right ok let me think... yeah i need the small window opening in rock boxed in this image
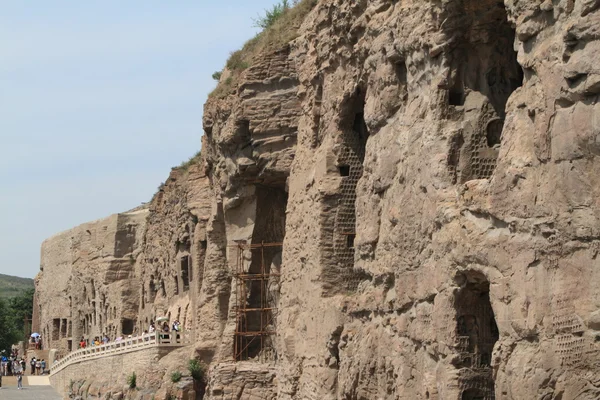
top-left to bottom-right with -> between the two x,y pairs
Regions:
338,165 -> 350,177
395,61 -> 408,83
121,319 -> 134,335
67,340 -> 72,352
174,276 -> 179,295
449,89 -> 465,106
486,119 -> 504,147
346,234 -> 355,248
161,280 -> 166,297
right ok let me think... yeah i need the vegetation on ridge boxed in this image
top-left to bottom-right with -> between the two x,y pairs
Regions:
209,0 -> 318,99
0,273 -> 34,299
176,150 -> 202,171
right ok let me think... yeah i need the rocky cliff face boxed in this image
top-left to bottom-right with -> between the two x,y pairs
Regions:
36,208 -> 148,354
36,0 -> 600,399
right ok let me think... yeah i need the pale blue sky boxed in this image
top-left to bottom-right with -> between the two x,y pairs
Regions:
0,1 -> 279,278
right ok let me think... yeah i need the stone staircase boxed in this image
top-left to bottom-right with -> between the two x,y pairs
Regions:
24,349 -> 51,375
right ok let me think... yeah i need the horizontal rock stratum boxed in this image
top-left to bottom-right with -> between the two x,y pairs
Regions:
35,0 -> 600,399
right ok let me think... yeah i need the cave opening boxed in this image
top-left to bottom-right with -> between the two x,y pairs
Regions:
454,272 -> 499,400
236,186 -> 287,361
121,318 -> 135,335
181,255 -> 190,291
322,87 -> 369,296
449,88 -> 465,106
445,0 -> 523,183
52,319 -> 60,341
462,389 -> 485,400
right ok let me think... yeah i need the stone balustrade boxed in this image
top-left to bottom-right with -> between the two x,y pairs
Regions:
49,331 -> 191,376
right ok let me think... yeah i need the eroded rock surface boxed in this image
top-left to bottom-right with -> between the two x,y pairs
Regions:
35,1 -> 600,399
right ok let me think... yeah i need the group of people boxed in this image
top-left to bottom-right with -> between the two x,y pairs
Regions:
78,335 -> 125,349
0,354 -> 47,389
76,319 -> 183,350
148,319 -> 181,334
0,358 -> 25,389
29,335 -> 43,350
28,356 -> 47,375
0,355 -> 25,377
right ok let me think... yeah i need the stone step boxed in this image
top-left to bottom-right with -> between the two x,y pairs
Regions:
1,376 -> 29,387
27,376 -> 51,386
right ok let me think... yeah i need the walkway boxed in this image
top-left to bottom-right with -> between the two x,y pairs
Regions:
1,376 -> 61,399
50,331 -> 191,376
0,386 -> 62,399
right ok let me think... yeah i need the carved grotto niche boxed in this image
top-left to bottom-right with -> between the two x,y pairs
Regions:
320,87 -> 370,296
454,272 -> 499,400
444,0 -> 523,183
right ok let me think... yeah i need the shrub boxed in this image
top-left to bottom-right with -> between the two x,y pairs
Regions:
170,371 -> 182,383
209,0 -> 317,99
127,372 -> 137,389
176,150 -> 202,171
253,0 -> 291,30
226,50 -> 249,71
211,71 -> 222,81
188,359 -> 206,382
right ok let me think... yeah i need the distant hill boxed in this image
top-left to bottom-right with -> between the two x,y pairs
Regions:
0,273 -> 34,299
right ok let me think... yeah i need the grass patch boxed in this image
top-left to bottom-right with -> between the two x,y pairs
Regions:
175,150 -> 202,172
209,0 -> 317,99
170,371 -> 182,383
188,359 -> 206,382
127,372 -> 137,389
253,0 -> 291,30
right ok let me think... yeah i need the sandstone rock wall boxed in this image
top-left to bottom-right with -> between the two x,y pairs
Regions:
50,346 -> 190,399
36,208 -> 148,355
270,1 -> 600,399
35,0 -> 600,399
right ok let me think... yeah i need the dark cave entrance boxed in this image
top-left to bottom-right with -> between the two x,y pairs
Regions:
454,272 -> 499,400
236,186 -> 287,360
121,318 -> 135,336
445,0 -> 524,183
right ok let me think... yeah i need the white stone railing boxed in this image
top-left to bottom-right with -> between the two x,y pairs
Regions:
49,331 -> 191,376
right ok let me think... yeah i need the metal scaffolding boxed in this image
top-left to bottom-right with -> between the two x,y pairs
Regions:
232,241 -> 282,362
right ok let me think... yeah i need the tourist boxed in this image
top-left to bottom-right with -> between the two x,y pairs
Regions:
30,357 -> 36,374
79,337 -> 86,348
17,370 -> 23,389
20,357 -> 26,373
102,335 -> 109,344
41,359 -> 46,375
149,322 -> 155,333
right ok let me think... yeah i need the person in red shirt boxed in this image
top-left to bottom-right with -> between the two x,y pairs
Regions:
79,337 -> 86,349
